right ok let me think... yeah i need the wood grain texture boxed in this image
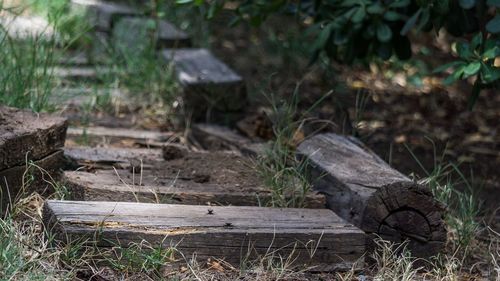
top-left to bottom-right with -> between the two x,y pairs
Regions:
43,200 -> 365,271
66,126 -> 177,147
71,0 -> 140,31
297,133 -> 447,258
191,123 -> 267,157
1,150 -> 65,212
161,49 -> 246,116
64,147 -> 163,169
114,17 -> 191,49
63,169 -> 326,208
0,106 -> 67,170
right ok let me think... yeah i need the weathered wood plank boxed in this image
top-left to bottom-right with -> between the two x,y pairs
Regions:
191,123 -> 267,157
43,200 -> 365,271
63,167 -> 326,208
113,17 -> 190,49
66,126 -> 177,147
1,150 -> 65,212
71,0 -> 140,32
297,133 -> 447,258
51,67 -> 100,83
51,88 -> 127,109
0,106 -> 67,170
161,49 -> 246,122
64,147 -> 163,169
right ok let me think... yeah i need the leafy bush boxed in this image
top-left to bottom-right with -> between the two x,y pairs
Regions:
178,0 -> 500,107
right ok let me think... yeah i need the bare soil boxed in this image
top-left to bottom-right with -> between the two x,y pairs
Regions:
148,151 -> 261,188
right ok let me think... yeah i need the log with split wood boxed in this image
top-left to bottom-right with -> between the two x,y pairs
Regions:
297,133 -> 447,258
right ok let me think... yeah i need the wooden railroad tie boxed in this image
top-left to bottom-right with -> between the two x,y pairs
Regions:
0,106 -> 68,212
113,17 -> 191,49
161,49 -> 247,124
43,200 -> 365,271
62,148 -> 326,208
190,123 -> 268,157
297,133 -> 447,258
71,0 -> 140,32
65,126 -> 177,148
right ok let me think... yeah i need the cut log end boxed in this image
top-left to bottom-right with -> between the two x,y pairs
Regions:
297,133 -> 447,258
362,182 -> 447,257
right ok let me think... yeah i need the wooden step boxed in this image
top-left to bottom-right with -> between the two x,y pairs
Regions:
51,67 -> 104,83
0,106 -> 67,170
297,133 -> 447,258
65,126 -> 177,147
64,146 -> 163,169
63,168 -> 326,208
52,88 -> 127,109
1,150 -> 65,212
161,49 -> 246,122
113,17 -> 191,49
43,200 -> 365,271
62,149 -> 326,208
71,0 -> 140,32
191,123 -> 267,157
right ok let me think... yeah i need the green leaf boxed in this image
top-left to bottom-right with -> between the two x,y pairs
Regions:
176,0 -> 193,4
416,8 -> 430,31
467,80 -> 481,110
367,3 -> 384,14
456,42 -> 473,58
313,22 -> 334,49
486,15 -> 500,33
463,61 -> 481,77
401,8 -> 422,35
459,0 -> 476,9
470,32 -> 483,50
482,46 -> 500,59
433,61 -> 466,73
487,0 -> 500,7
377,23 -> 393,42
389,0 -> 411,8
481,64 -> 500,82
352,7 -> 366,23
384,11 -> 401,21
443,65 -> 465,85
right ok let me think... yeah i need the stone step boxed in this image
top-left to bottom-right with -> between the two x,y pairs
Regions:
43,200 -> 365,271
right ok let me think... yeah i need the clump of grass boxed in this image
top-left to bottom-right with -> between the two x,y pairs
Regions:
102,239 -> 177,279
0,11 -> 58,112
406,139 -> 481,256
255,86 -> 331,208
371,238 -> 422,281
91,16 -> 181,109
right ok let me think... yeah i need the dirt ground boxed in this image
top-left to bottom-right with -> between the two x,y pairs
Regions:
204,13 -> 500,217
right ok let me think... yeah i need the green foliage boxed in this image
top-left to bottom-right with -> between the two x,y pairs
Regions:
104,241 -> 176,278
0,21 -> 57,112
178,0 -> 500,108
256,86 -> 331,208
